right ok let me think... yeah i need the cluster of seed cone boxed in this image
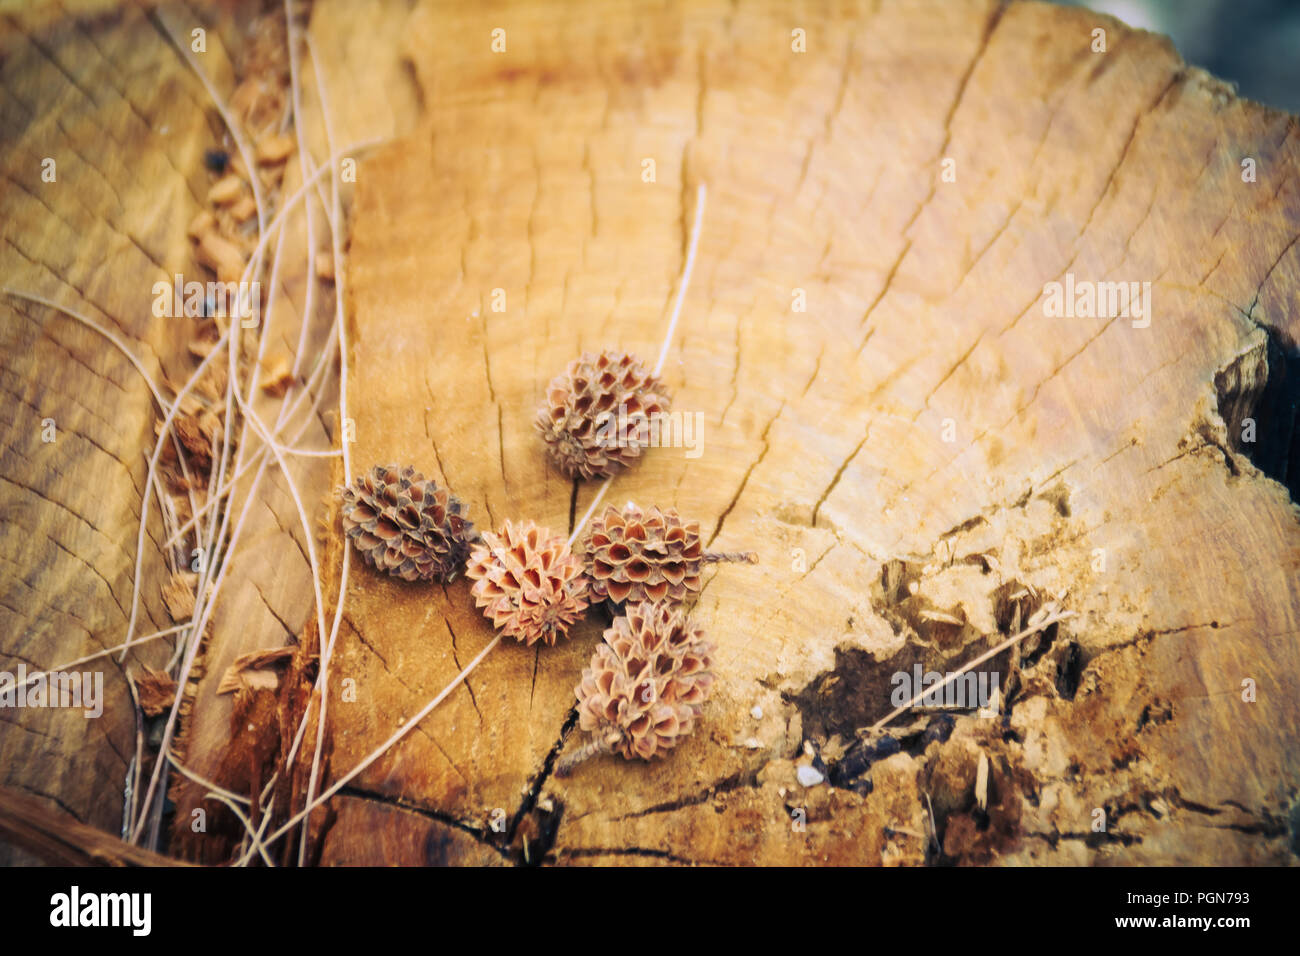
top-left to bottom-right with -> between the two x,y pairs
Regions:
341,350 -> 755,774
340,465 -> 474,583
535,350 -> 671,480
583,503 -> 756,606
558,502 -> 755,771
464,520 -> 589,646
561,602 -> 714,772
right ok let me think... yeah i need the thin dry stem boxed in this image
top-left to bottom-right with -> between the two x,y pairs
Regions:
555,733 -> 619,777
654,183 -> 707,378
869,606 -> 1076,731
265,178 -> 713,857
297,30 -> 352,866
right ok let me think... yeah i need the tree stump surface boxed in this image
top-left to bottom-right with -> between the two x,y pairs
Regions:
2,0 -> 1299,866
323,0 -> 1300,865
0,1 -> 341,861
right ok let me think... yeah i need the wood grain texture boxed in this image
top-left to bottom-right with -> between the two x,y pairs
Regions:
1,0 -> 1298,867
325,0 -> 1300,865
0,1 -> 338,861
0,1 -> 219,862
0,785 -> 188,866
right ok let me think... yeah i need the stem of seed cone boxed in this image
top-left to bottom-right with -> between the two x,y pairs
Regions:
703,550 -> 759,564
555,732 -> 618,777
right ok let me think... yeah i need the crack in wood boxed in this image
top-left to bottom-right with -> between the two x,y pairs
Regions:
707,400 -> 783,547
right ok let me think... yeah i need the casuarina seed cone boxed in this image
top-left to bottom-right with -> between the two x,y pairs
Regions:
341,464 -> 474,582
582,503 -> 758,606
558,602 -> 714,774
464,519 -> 590,646
535,350 -> 671,479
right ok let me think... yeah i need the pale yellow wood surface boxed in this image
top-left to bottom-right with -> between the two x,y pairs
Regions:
322,0 -> 1300,864
2,0 -> 1299,866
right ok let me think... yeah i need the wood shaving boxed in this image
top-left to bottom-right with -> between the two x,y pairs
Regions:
918,608 -> 965,626
230,195 -> 258,224
255,132 -> 295,164
194,361 -> 227,403
135,665 -> 179,718
187,209 -> 215,239
161,571 -> 198,621
259,355 -> 294,397
217,647 -> 296,696
315,251 -> 335,282
187,337 -> 216,360
207,175 -> 244,206
196,231 -> 246,283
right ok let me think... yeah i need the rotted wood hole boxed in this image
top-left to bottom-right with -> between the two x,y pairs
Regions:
1,0 -> 1298,868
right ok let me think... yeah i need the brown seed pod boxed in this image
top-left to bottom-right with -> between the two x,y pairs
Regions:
464,519 -> 590,646
341,464 -> 474,582
582,503 -> 757,607
558,602 -> 714,774
535,350 -> 672,479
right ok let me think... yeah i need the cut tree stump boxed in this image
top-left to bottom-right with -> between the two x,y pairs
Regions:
318,0 -> 1300,865
0,785 -> 188,866
2,0 -> 1299,866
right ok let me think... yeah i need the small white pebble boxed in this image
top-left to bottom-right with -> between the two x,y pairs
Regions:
796,765 -> 825,787
751,705 -> 763,720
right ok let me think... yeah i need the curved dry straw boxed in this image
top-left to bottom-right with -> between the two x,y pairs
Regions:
869,602 -> 1075,731
247,182 -> 710,859
14,3 -> 717,862
119,8 -> 386,849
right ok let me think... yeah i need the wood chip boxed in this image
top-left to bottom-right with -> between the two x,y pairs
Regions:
194,361 -> 227,402
217,647 -> 296,696
229,195 -> 257,223
196,231 -> 246,283
161,571 -> 198,621
260,355 -> 294,397
173,413 -> 212,467
256,132 -> 295,164
198,409 -> 222,442
155,460 -> 188,495
918,608 -> 965,626
206,174 -> 244,206
315,251 -> 335,282
186,209 -> 215,239
229,78 -> 261,119
819,734 -> 849,762
978,683 -> 1001,719
134,665 -> 179,718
